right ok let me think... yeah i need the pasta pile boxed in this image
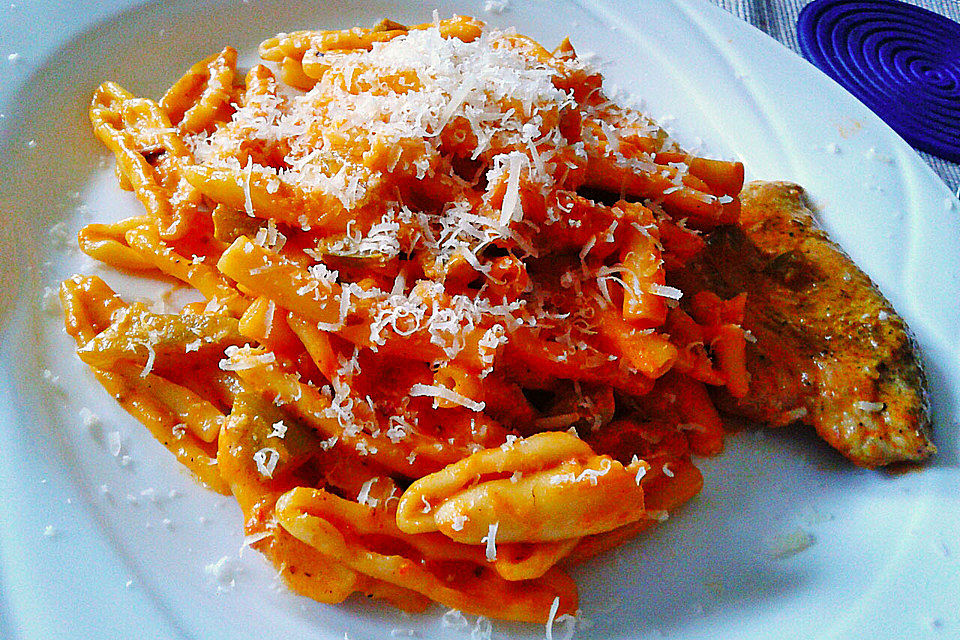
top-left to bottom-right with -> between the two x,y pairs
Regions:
62,16 -> 749,623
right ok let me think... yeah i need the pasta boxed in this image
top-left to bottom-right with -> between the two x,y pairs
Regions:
62,16 -> 754,624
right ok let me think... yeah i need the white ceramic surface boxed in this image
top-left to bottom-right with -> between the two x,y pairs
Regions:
1,1 -> 958,639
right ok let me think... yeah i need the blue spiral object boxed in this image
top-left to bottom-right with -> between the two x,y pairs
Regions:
798,0 -> 960,162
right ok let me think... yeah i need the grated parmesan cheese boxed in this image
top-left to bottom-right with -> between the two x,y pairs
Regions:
545,597 -> 561,640
385,415 -> 411,443
481,522 -> 499,561
633,461 -> 647,485
219,345 -> 277,371
268,420 -> 288,438
253,447 -> 280,478
499,151 -> 525,227
470,616 -> 492,640
357,478 -> 379,507
451,514 -> 468,531
204,555 -> 240,592
441,609 -> 470,630
648,283 -> 683,300
241,530 -> 273,556
410,383 -> 485,412
575,458 -> 612,485
140,345 -> 156,378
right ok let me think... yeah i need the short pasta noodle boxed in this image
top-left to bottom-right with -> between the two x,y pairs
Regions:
62,16 -> 756,625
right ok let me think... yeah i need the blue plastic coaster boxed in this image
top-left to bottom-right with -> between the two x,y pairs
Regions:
798,0 -> 960,162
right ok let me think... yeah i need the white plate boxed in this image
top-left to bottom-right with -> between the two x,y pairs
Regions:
1,1 -> 959,639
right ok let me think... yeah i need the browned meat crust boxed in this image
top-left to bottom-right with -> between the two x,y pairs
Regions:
672,181 -> 934,468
